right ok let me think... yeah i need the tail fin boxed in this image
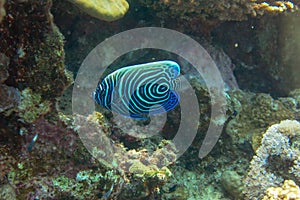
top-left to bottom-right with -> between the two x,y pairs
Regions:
170,75 -> 191,92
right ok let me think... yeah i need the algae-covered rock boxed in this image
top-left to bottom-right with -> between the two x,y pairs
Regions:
67,0 -> 129,21
221,170 -> 244,199
0,184 -> 16,200
32,24 -> 72,97
289,89 -> 300,104
226,90 -> 294,150
0,0 -> 72,100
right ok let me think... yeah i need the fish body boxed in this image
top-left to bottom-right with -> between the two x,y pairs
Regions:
93,60 -> 181,119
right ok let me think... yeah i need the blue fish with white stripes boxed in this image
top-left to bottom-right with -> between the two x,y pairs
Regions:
93,60 -> 182,120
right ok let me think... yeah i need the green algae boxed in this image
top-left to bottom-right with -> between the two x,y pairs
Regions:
53,169 -> 119,199
17,88 -> 51,123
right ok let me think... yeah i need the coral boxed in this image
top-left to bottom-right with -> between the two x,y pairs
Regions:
226,91 -> 294,150
53,169 -> 121,199
1,110 -> 176,199
72,112 -> 178,199
75,112 -> 178,171
252,2 -> 296,16
243,120 -> 300,200
120,163 -> 172,199
161,165 -> 226,200
128,160 -> 172,181
0,0 -> 5,23
5,1 -> 300,199
118,141 -> 177,174
66,0 -> 129,21
137,0 -> 297,34
263,179 -> 300,200
263,180 -> 300,200
161,128 -> 252,199
17,88 -> 51,123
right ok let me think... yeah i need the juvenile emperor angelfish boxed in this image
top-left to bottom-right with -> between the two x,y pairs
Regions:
92,60 -> 182,120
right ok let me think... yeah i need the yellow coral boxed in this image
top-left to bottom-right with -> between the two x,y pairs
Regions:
252,1 -> 296,17
263,180 -> 300,200
67,0 -> 129,21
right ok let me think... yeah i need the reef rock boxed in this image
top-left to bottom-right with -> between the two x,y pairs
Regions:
203,42 -> 239,90
0,84 -> 20,112
0,54 -> 19,112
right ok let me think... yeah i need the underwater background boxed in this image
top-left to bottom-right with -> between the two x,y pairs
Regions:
0,0 -> 300,199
